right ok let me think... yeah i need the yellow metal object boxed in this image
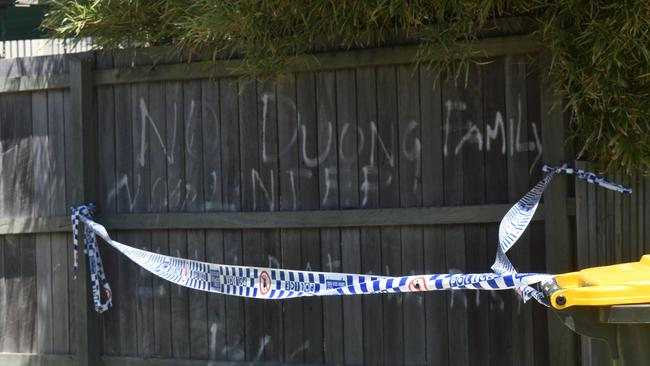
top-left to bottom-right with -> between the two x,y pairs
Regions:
550,255 -> 650,310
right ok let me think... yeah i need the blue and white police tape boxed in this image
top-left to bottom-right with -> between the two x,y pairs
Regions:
71,204 -> 112,313
71,165 -> 631,313
73,212 -> 552,304
542,164 -> 632,194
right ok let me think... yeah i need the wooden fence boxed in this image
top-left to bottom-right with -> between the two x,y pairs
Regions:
574,162 -> 649,366
0,34 -> 586,366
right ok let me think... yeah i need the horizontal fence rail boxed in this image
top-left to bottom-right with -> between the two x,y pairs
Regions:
0,34 -> 541,93
0,201 -> 576,235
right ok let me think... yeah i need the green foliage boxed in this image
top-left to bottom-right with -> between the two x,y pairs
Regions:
42,0 -> 650,174
536,1 -> 650,173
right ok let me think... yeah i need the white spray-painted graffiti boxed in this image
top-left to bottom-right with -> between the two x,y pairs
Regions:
106,92 -> 542,212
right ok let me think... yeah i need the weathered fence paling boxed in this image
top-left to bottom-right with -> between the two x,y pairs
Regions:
0,34 -> 617,366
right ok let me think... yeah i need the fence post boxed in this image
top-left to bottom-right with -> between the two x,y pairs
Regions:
539,50 -> 578,365
68,53 -> 100,366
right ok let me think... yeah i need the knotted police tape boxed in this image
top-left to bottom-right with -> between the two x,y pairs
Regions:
71,164 -> 631,313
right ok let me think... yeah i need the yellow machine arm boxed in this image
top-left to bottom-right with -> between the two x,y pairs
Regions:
544,255 -> 650,310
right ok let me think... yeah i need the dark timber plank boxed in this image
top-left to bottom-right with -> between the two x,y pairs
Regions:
257,80 -> 283,362
461,62 -> 489,366
276,74 -> 305,363
95,51 -> 120,356
626,173 -> 636,261
0,94 -> 10,217
68,55 -> 100,364
19,234 -> 37,353
239,80 -> 265,362
220,77 -> 245,362
0,237 -> 4,350
336,68 -> 363,364
442,65 -> 469,366
540,49 -> 578,366
166,79 -> 191,359
187,229 -> 208,359
397,64 -> 426,365
636,174 -> 644,259
113,52 -> 138,358
645,177 -> 650,259
184,79 -> 209,360
149,78 -> 172,358
505,55 -> 534,366
376,65 -> 404,365
202,78 -> 227,361
0,93 -> 17,217
130,57 -> 155,358
525,60 -> 550,366
419,65 -> 449,366
13,85 -> 34,217
295,71 -> 323,364
614,171 -> 623,262
482,57 -> 512,366
316,70 -> 343,364
205,229 -> 226,361
3,235 -> 21,352
34,236 -> 53,355
50,230 -> 70,354
574,161 -> 593,363
33,87 -> 53,354
357,66 -> 383,365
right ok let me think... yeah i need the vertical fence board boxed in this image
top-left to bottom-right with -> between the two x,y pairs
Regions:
481,56 -> 511,366
397,64 -> 426,365
258,80 -> 283,363
420,65 -> 449,366
19,234 -> 37,353
525,59 -> 550,366
276,74 -> 305,364
295,71 -> 324,364
376,65 -> 404,365
131,69 -> 154,358
462,63 -> 489,366
202,78 -> 227,361
96,52 -> 121,356
505,55 -> 534,366
113,53 -> 138,357
540,49 -> 578,366
317,70 -> 344,364
442,68 -> 469,366
166,79 -> 191,359
0,237 -> 4,350
644,179 -> 650,255
185,80 -> 209,360
357,66 -> 384,365
149,79 -> 172,358
239,80 -> 265,362
336,68 -> 363,365
2,235 -> 20,351
51,234 -> 70,354
33,88 -> 53,354
68,55 -> 100,365
220,77 -> 245,361
636,174 -> 644,259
